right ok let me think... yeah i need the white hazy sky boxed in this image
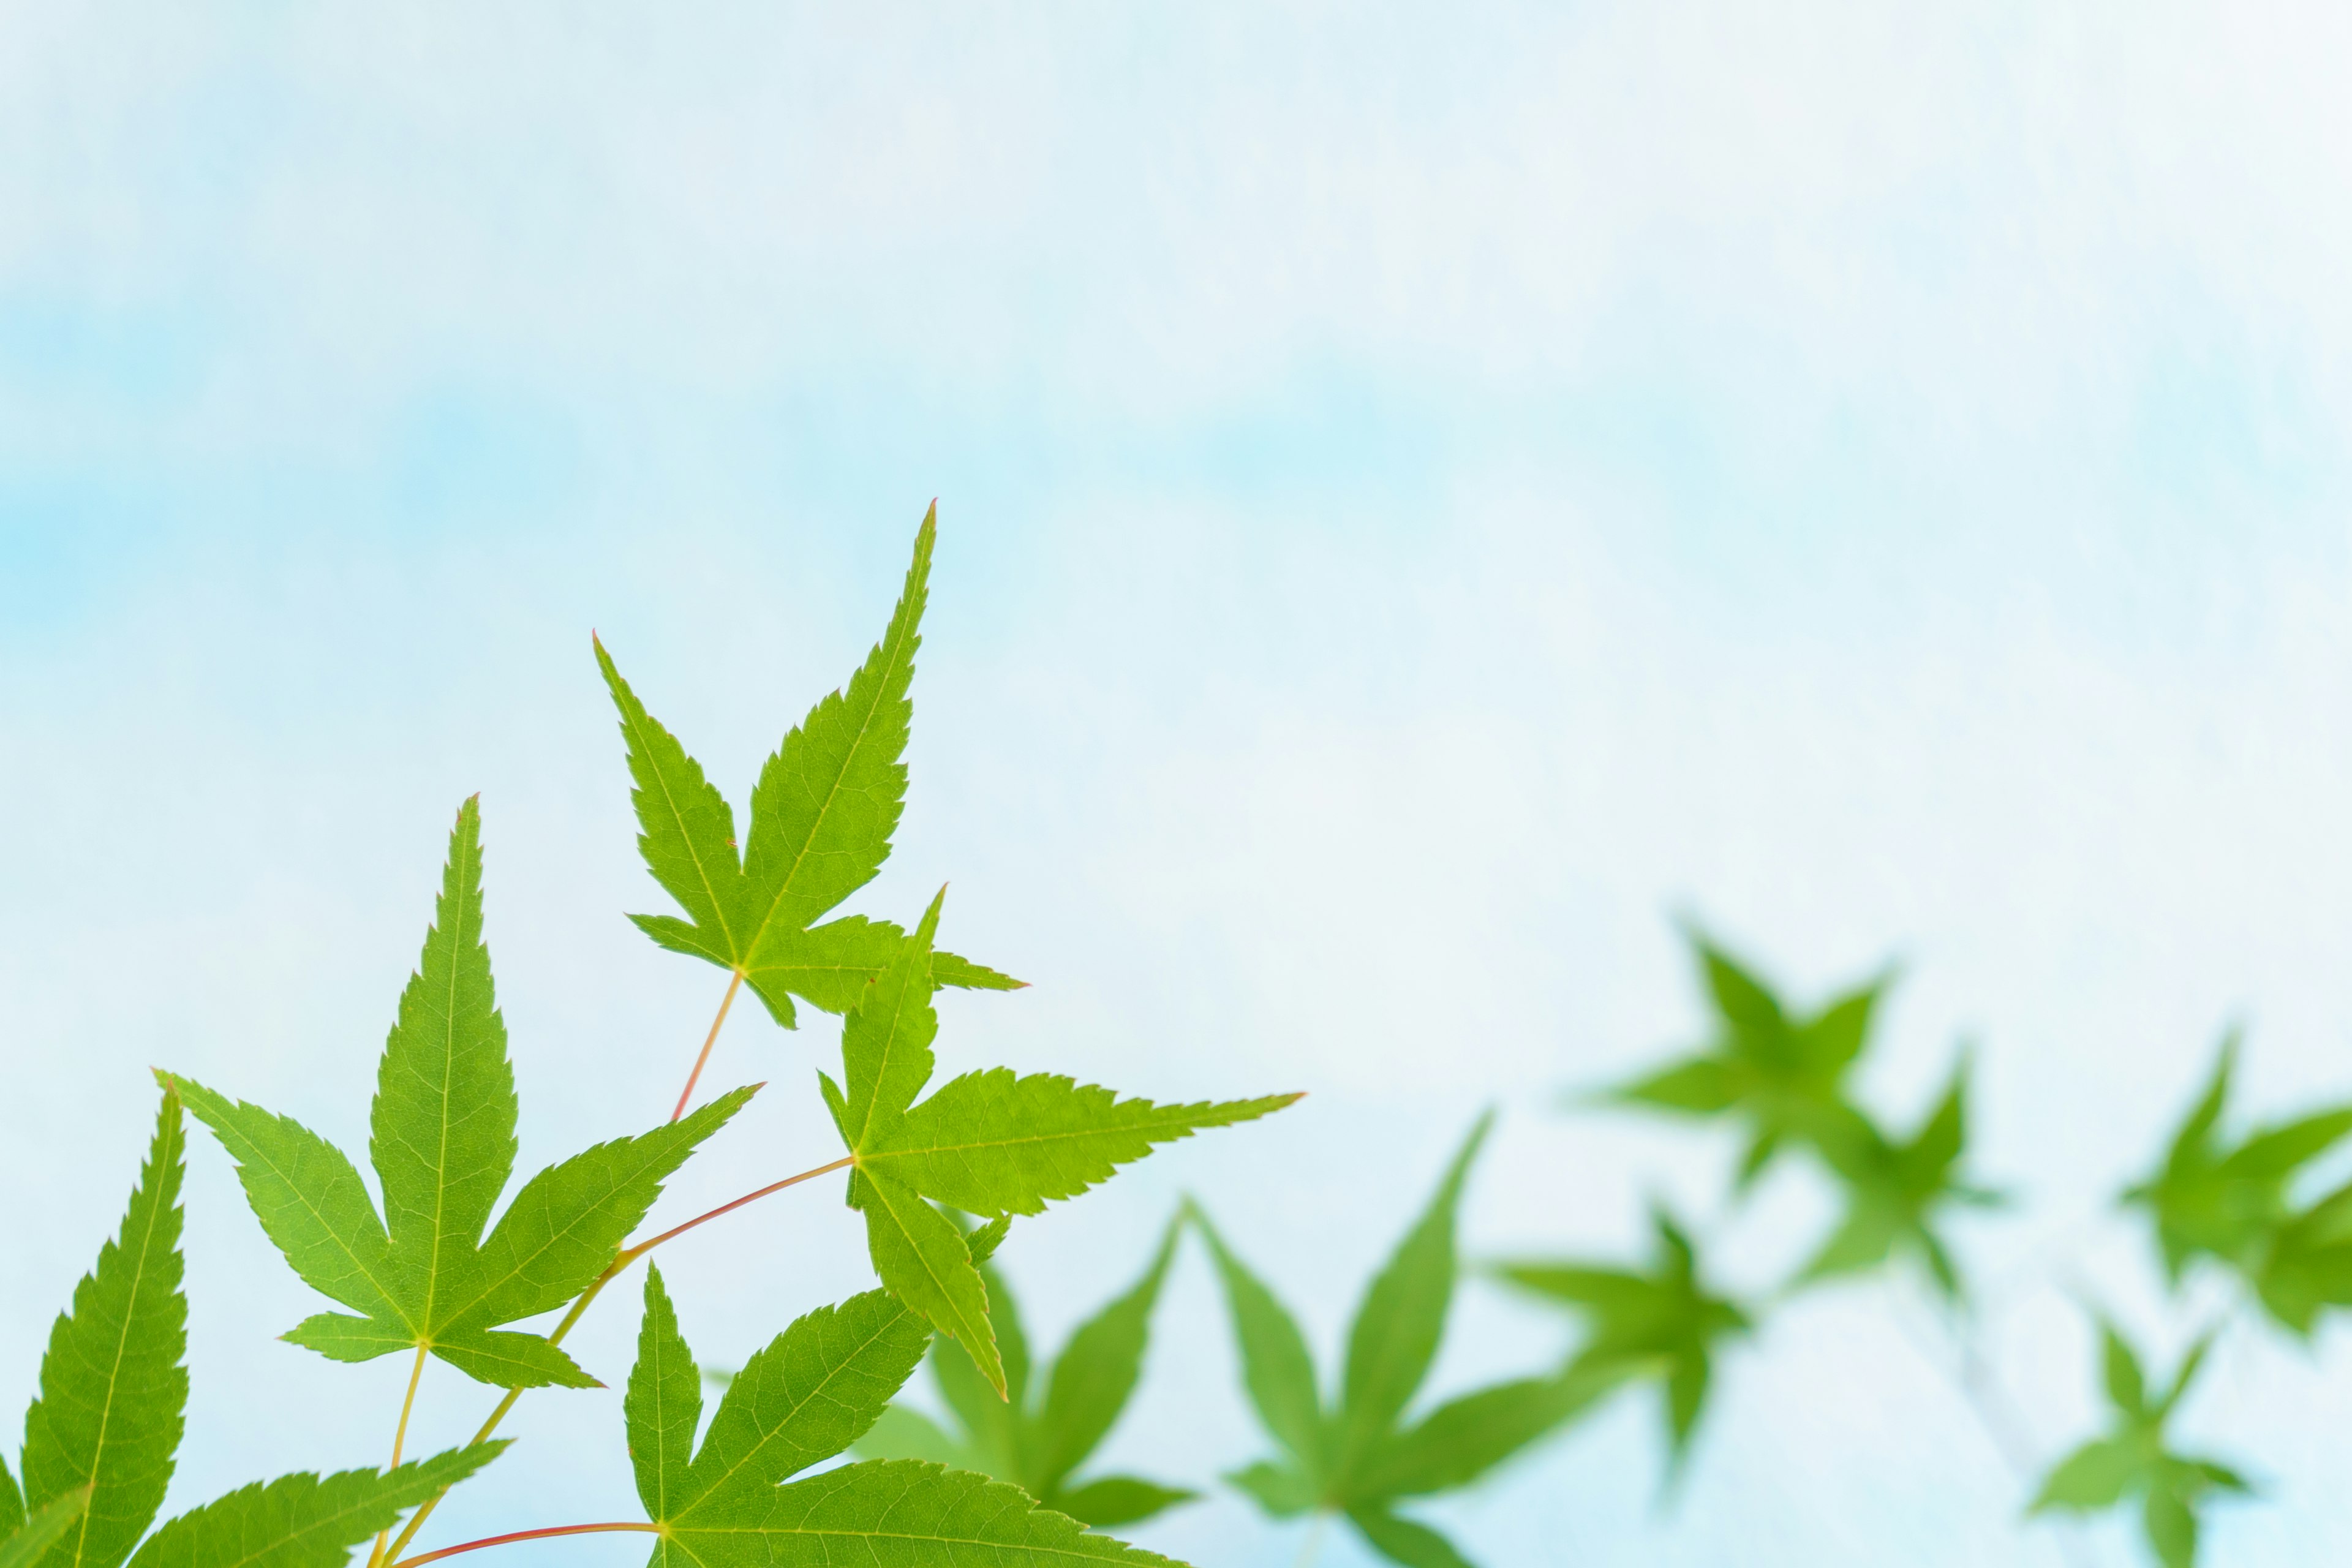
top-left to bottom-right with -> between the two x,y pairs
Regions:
8,5 -> 2352,1566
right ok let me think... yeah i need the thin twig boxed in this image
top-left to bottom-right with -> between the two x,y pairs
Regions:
391,1522 -> 662,1568
1293,1512 -> 1330,1568
617,1156 -> 856,1263
671,972 -> 744,1122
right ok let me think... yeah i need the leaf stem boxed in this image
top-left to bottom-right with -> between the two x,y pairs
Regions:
391,1522 -> 662,1568
377,1154 -> 858,1565
1294,1512 -> 1329,1568
616,1155 -> 856,1263
367,1344 -> 429,1568
671,971 -> 744,1122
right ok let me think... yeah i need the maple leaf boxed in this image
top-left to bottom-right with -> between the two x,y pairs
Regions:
594,507 -> 1020,1033
1493,1205 -> 1751,1472
2029,1321 -> 2253,1568
1608,929 -> 1888,1189
0,1493 -> 88,1568
2122,1030 -> 2352,1334
1197,1117 -> 1612,1568
854,1213 -> 1198,1529
620,1264 -> 1175,1567
820,891 -> 1298,1396
1,1086 -> 505,1568
1796,1052 -> 2002,1300
11,1085 -> 185,1568
121,1449 -> 502,1568
167,799 -> 752,1389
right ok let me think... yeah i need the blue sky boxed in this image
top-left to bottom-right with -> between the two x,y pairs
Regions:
8,4 -> 2352,1565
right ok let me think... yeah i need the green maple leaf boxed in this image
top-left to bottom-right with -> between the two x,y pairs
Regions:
0,1494 -> 89,1568
2029,1321 -> 2253,1568
1796,1052 -> 2002,1300
1494,1205 -> 1751,1472
820,891 -> 1298,1396
2122,1030 -> 2352,1333
122,1447 -> 503,1568
12,1088 -> 186,1568
594,507 -> 1020,1032
167,799 -> 752,1389
1196,1117 -> 1611,1568
854,1212 -> 1198,1529
1,1085 -> 506,1568
1609,930 -> 1888,1189
620,1264 -> 1175,1567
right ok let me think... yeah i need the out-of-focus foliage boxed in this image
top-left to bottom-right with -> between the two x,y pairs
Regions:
1607,933 -> 1887,1188
1798,1054 -> 2003,1299
1493,1207 -> 1749,1467
2124,1033 -> 2352,1335
2030,1322 -> 2251,1568
1200,1116 -> 1613,1568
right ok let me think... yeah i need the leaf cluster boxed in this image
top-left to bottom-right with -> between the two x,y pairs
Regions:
28,508 -> 2351,1568
83,509 -> 1301,1568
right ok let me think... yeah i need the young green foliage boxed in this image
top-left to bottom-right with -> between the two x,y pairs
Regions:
820,892 -> 1298,1397
2,1088 -> 504,1568
1607,930 -> 1888,1188
593,509 -> 1020,1032
855,1213 -> 1197,1528
1199,1117 -> 1611,1568
2030,1322 -> 2252,1568
1797,1053 -> 2001,1300
14,1090 -> 187,1568
167,800 -> 752,1389
124,1448 -> 503,1568
620,1264 -> 1173,1567
2123,1031 -> 2352,1334
1,1494 -> 89,1568
1493,1207 -> 1751,1471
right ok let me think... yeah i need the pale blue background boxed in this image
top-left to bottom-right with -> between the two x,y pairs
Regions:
8,4 -> 2352,1565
